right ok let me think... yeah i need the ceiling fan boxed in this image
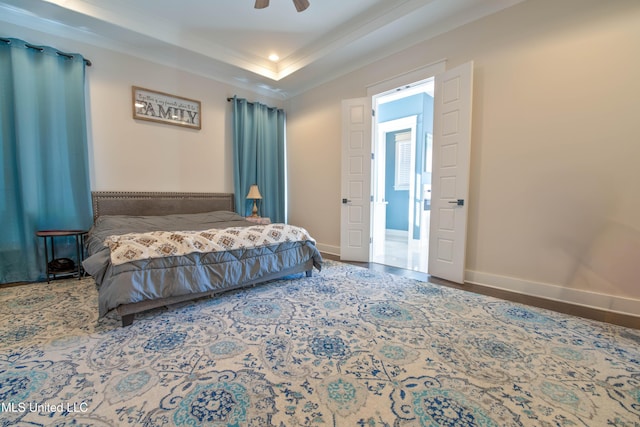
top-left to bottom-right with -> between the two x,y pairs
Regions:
255,0 -> 310,12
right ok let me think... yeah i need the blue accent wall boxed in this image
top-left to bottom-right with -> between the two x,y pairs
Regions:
378,93 -> 434,237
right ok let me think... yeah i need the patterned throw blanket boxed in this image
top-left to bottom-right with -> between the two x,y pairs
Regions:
104,224 -> 315,266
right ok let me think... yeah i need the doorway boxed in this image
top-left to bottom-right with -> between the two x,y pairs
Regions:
371,79 -> 434,273
341,60 -> 472,283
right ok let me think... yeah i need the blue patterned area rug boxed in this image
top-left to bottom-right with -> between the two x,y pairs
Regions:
1,260 -> 639,426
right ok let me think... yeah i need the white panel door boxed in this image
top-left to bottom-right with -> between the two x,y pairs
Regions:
428,61 -> 473,284
341,98 -> 372,262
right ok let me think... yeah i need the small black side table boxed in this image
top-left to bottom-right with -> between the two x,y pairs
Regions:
36,230 -> 88,283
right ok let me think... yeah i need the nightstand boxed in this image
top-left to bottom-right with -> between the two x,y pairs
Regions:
245,216 -> 271,225
36,230 -> 88,283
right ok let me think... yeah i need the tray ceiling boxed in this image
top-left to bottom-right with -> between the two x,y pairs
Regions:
0,0 -> 524,98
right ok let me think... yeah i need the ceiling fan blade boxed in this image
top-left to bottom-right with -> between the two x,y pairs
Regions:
293,0 -> 310,12
255,0 -> 269,9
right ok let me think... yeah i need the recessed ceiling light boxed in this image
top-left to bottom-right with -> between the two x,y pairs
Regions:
268,54 -> 280,62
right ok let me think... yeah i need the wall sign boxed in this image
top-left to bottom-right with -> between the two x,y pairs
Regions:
132,86 -> 201,130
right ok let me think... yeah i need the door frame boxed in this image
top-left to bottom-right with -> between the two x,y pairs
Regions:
366,61 -> 447,263
341,60 -> 451,263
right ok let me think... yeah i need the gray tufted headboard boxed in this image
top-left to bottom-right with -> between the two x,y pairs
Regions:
91,191 -> 235,223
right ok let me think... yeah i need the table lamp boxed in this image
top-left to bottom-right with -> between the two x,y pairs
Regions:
246,184 -> 262,217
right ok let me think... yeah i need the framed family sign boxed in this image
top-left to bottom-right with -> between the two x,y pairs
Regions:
132,86 -> 201,130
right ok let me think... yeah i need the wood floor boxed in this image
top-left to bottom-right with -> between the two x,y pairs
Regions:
322,253 -> 639,330
3,255 -> 637,330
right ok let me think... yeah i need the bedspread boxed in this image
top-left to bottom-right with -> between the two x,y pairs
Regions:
105,224 -> 315,265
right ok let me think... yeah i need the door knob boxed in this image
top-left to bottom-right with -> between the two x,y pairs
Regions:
448,199 -> 464,206
342,198 -> 351,204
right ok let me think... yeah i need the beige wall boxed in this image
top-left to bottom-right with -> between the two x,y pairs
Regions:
2,21 -> 283,194
87,52 -> 231,193
286,0 -> 640,312
84,47 -> 284,193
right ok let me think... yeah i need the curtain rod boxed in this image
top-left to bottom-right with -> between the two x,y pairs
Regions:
227,97 -> 254,105
0,37 -> 92,66
227,97 -> 282,111
227,97 -> 259,106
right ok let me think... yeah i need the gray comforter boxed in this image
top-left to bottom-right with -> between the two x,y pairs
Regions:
83,211 -> 322,317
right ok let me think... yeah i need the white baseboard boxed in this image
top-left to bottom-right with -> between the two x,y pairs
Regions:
313,245 -> 639,319
316,242 -> 339,257
466,270 -> 640,319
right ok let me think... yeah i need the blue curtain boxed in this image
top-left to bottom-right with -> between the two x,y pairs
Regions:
231,96 -> 286,223
0,38 -> 92,283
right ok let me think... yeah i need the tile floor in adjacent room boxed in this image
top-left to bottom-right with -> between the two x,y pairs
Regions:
374,229 -> 429,274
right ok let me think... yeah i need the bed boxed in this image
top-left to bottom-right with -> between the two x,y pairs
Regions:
82,191 -> 323,326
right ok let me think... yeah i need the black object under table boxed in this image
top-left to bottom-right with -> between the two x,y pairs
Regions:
36,230 -> 88,283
